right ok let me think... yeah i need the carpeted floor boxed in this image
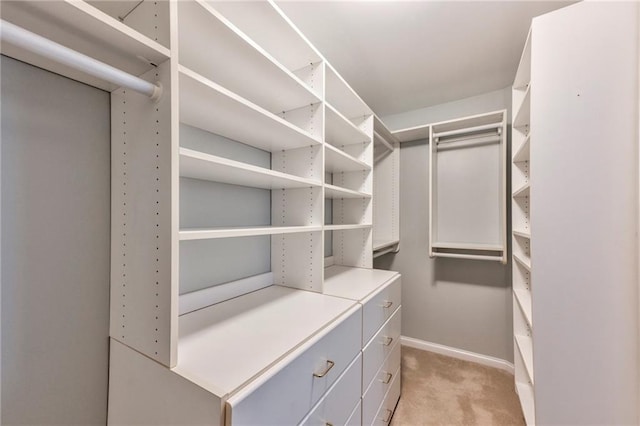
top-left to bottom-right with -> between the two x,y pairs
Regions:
390,346 -> 525,426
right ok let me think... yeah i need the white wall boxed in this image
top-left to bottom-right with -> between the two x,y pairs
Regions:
1,56 -> 111,424
375,87 -> 515,362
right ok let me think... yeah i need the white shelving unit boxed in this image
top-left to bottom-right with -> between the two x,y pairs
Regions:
0,1 -> 403,424
511,27 -> 534,426
373,116 -> 400,258
429,111 -> 508,263
511,4 -> 639,424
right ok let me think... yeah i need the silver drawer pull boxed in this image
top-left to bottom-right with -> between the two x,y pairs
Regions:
381,409 -> 393,423
313,360 -> 335,378
383,336 -> 393,346
382,300 -> 393,308
381,372 -> 393,384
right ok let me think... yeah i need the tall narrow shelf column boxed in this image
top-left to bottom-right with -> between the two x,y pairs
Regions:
511,27 -> 534,425
512,3 -> 639,424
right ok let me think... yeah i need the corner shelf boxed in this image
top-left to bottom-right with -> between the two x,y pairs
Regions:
179,66 -> 321,152
180,148 -> 321,190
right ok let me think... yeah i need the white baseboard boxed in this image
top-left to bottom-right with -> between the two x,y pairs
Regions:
401,336 -> 515,374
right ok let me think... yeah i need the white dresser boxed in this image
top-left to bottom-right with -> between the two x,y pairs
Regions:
109,268 -> 401,425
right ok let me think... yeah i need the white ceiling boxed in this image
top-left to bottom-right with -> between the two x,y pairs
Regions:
277,1 -> 574,117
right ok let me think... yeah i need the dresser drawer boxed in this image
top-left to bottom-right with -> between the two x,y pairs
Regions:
226,306 -> 362,426
345,400 -> 361,426
300,354 -> 362,426
362,275 -> 401,346
362,341 -> 400,425
370,366 -> 401,426
362,307 -> 401,389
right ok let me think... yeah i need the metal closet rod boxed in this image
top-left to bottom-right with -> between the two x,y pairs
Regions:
0,19 -> 162,100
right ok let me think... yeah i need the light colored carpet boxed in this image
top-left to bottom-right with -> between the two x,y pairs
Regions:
390,346 -> 525,426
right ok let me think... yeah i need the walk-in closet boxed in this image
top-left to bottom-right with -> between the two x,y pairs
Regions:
1,1 -> 639,425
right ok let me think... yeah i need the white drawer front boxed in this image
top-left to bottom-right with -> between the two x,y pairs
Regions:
362,341 -> 400,425
346,400 -> 362,426
369,364 -> 401,426
362,307 -> 401,390
362,276 -> 401,346
227,307 -> 362,426
300,354 -> 362,426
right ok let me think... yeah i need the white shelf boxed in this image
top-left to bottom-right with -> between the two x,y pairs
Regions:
325,103 -> 370,147
323,265 -> 399,302
324,184 -> 372,199
513,134 -> 531,163
177,0 -> 319,114
392,124 -> 430,143
179,66 -> 321,152
373,131 -> 394,152
513,230 -> 531,239
175,285 -> 358,396
324,224 -> 372,232
1,0 -> 170,92
513,86 -> 531,129
373,116 -> 398,147
513,29 -> 532,90
325,64 -> 372,119
515,382 -> 536,426
179,225 -> 322,241
325,144 -> 371,173
514,289 -> 533,328
513,254 -> 532,271
180,148 -> 321,190
513,183 -> 530,198
207,1 -> 322,72
432,242 -> 503,251
515,335 -> 534,385
373,239 -> 400,252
